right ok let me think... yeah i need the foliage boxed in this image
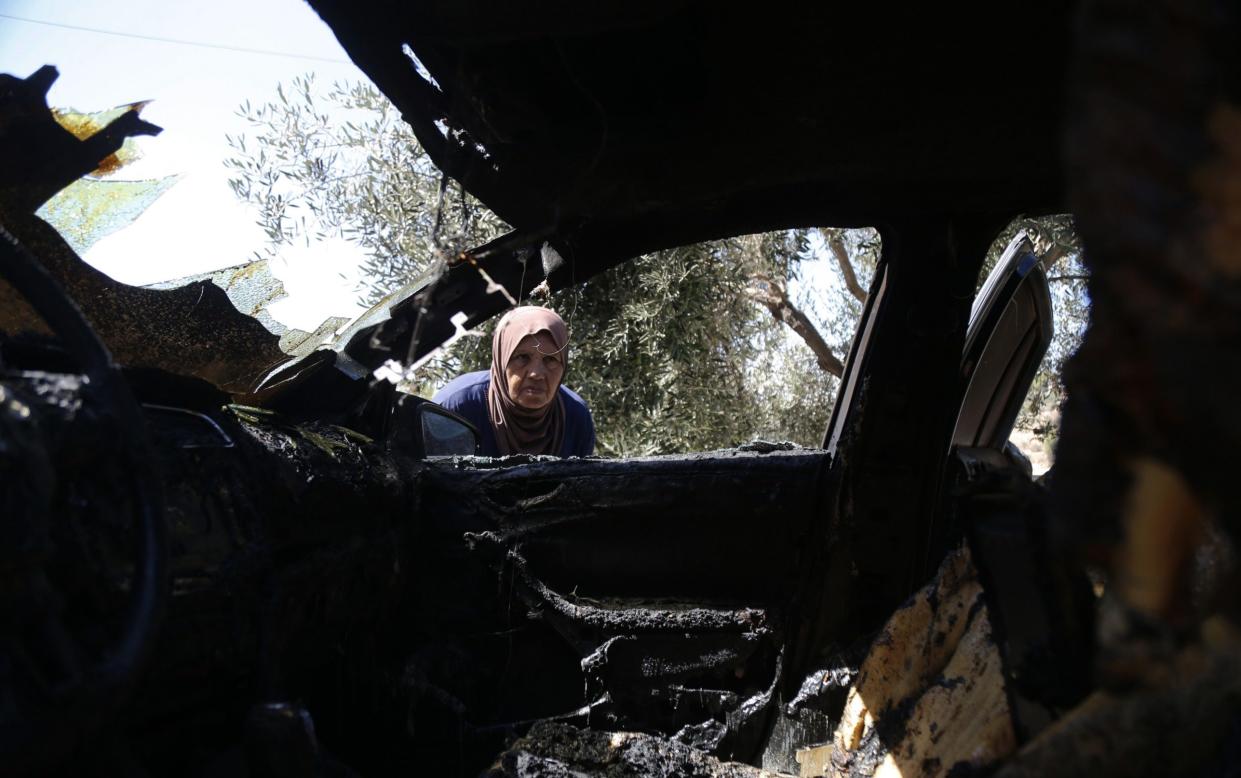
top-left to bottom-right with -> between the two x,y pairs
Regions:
747,335 -> 840,447
410,232 -> 838,457
224,77 -> 892,455
549,236 -> 795,456
224,74 -> 507,302
808,227 -> 880,354
744,228 -> 877,446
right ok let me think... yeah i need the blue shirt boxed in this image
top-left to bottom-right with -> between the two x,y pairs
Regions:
432,371 -> 596,457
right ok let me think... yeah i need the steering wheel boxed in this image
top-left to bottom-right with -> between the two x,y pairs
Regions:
0,224 -> 168,772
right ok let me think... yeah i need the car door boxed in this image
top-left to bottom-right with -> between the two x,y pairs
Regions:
953,232 -> 1054,453
399,231 -> 1059,772
927,231 -> 1057,568
936,231 -> 1092,744
409,445 -> 829,767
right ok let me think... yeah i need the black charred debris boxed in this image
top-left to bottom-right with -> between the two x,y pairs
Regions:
5,2 -> 1241,775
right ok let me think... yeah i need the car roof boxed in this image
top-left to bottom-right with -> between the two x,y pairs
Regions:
308,1 -> 1075,261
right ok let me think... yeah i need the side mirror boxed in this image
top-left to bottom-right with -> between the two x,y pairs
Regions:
388,394 -> 480,457
417,403 -> 480,456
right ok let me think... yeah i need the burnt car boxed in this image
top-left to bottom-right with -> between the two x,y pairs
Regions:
3,2 -> 1239,777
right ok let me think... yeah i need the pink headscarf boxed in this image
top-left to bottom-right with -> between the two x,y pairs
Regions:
487,306 -> 569,455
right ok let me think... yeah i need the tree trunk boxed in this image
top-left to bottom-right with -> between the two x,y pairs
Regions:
824,230 -> 867,304
746,276 -> 844,377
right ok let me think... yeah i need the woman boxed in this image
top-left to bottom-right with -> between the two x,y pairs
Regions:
433,306 -> 595,457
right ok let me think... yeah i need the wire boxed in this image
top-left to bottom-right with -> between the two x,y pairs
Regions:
0,12 -> 352,65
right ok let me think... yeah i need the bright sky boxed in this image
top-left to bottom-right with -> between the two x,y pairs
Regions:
0,0 -> 371,329
0,2 -> 843,339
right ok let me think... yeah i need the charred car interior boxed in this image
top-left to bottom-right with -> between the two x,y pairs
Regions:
3,2 -> 1241,777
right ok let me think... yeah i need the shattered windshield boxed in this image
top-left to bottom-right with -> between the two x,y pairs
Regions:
0,0 -> 373,340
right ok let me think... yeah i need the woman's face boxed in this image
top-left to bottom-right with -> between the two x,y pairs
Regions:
504,333 -> 565,410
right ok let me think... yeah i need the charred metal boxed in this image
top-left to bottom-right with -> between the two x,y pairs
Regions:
3,2 -> 1241,777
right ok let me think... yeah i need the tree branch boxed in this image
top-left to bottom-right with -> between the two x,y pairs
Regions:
1029,236 -> 1072,272
825,230 -> 867,303
746,276 -> 845,377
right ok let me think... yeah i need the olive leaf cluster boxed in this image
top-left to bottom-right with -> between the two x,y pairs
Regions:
225,74 -> 507,302
549,239 -> 780,456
